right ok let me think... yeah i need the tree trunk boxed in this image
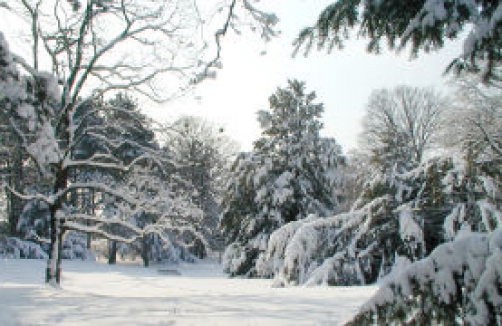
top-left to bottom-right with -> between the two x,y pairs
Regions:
87,189 -> 95,249
56,224 -> 65,283
108,240 -> 117,264
141,234 -> 150,267
86,232 -> 92,250
46,202 -> 59,284
45,167 -> 68,285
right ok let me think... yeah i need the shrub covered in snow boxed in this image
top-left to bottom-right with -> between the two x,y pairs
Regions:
257,196 -> 416,286
257,157 -> 502,286
61,231 -> 93,260
0,236 -> 48,259
347,230 -> 502,325
0,233 -> 93,261
222,221 -> 270,276
255,215 -> 320,279
14,199 -> 93,260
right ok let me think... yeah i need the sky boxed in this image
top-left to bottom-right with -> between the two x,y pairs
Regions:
0,0 -> 462,154
143,0 -> 463,153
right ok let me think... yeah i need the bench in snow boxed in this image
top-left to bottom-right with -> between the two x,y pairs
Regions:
157,268 -> 181,276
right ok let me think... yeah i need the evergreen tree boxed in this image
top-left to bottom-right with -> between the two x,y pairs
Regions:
221,80 -> 345,276
257,155 -> 501,286
347,230 -> 502,325
97,93 -> 157,264
295,0 -> 502,82
0,33 -> 40,237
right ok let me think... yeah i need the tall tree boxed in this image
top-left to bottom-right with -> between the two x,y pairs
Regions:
294,0 -> 502,82
443,76 -> 502,160
163,116 -> 239,256
221,79 -> 345,276
359,85 -> 445,172
97,93 -> 158,264
1,0 -> 277,284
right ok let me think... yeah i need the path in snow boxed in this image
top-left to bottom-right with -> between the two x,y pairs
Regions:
0,258 -> 377,325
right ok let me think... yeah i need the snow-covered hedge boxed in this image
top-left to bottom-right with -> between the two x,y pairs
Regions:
0,236 -> 48,259
62,231 -> 94,260
347,230 -> 502,325
223,231 -> 269,276
0,232 -> 93,260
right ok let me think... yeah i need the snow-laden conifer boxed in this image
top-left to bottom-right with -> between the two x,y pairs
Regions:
295,0 -> 502,82
221,80 -> 345,276
347,229 -> 502,325
258,157 -> 501,286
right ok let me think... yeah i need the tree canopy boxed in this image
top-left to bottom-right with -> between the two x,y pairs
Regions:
221,80 -> 345,276
359,85 -> 445,172
295,0 -> 502,82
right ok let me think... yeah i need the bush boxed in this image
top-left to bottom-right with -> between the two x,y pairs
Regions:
347,230 -> 502,325
0,236 -> 48,259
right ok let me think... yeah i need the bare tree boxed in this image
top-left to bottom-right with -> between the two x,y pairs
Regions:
443,77 -> 502,160
359,85 -> 446,172
0,0 -> 277,284
163,116 -> 239,255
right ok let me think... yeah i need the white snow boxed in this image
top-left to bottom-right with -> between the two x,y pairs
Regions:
0,258 -> 377,326
355,230 -> 502,324
26,120 -> 61,176
398,206 -> 424,255
16,103 -> 37,132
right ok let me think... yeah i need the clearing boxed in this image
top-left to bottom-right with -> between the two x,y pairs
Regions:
0,258 -> 377,325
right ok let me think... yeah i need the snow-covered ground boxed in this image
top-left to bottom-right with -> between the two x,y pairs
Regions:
0,258 -> 377,325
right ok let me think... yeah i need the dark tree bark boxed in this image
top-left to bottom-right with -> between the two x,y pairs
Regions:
45,165 -> 68,284
108,241 -> 117,265
141,234 -> 150,267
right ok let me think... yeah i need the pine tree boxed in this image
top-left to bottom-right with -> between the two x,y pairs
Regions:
295,0 -> 502,82
97,93 -> 157,265
347,230 -> 502,325
257,154 -> 502,287
221,80 -> 345,276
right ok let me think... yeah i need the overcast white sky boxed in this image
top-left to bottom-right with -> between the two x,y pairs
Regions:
144,0 -> 463,153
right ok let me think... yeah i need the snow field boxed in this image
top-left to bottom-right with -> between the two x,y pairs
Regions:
0,259 -> 377,326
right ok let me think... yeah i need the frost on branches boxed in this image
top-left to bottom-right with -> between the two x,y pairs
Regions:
1,0 -> 279,285
220,80 -> 346,276
347,230 -> 502,326
162,116 -> 239,258
0,36 -> 204,283
257,157 -> 501,286
0,32 -> 60,179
